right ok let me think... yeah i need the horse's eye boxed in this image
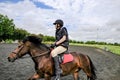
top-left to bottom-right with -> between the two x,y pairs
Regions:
18,45 -> 21,48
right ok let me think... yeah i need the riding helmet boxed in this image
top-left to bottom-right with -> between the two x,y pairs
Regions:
53,19 -> 64,26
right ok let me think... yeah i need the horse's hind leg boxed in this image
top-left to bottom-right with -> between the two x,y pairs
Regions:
44,73 -> 51,80
73,72 -> 80,80
87,76 -> 91,80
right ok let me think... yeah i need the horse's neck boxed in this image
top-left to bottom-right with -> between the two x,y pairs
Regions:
30,44 -> 50,62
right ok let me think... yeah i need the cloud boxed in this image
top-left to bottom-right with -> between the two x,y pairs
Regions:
0,0 -> 120,43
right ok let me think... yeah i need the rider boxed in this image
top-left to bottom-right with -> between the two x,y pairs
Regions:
51,19 -> 69,80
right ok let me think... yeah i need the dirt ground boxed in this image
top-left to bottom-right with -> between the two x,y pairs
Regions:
0,43 -> 120,80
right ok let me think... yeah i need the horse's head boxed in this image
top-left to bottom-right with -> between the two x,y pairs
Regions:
7,41 -> 30,62
8,36 -> 42,62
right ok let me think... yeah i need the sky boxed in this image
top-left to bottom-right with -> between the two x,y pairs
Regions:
0,0 -> 120,43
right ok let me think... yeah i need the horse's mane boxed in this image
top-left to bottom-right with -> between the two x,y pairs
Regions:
22,36 -> 50,50
22,36 -> 42,45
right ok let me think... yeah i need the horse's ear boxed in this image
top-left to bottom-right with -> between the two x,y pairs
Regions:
18,40 -> 23,45
39,38 -> 42,43
26,41 -> 31,47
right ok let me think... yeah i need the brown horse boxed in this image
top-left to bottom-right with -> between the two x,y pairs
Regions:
7,36 -> 97,80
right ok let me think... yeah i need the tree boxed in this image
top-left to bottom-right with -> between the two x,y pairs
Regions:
12,28 -> 30,40
43,35 -> 55,42
38,33 -> 44,39
0,14 -> 15,41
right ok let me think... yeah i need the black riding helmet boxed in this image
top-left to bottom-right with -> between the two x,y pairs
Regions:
53,19 -> 64,27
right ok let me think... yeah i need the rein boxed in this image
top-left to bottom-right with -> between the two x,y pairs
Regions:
31,51 -> 49,58
19,51 -> 50,59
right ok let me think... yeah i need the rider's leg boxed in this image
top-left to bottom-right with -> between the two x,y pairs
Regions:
51,46 -> 67,57
51,46 -> 67,80
53,56 -> 62,80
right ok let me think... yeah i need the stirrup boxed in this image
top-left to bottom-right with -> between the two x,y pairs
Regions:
54,74 -> 60,80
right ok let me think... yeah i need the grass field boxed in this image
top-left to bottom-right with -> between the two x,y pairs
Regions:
44,42 -> 120,55
70,43 -> 120,55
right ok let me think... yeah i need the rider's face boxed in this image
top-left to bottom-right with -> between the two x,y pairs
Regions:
55,24 -> 61,30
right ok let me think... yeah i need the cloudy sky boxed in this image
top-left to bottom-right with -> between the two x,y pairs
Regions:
0,0 -> 120,43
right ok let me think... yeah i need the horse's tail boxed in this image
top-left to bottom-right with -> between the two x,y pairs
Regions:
87,55 -> 97,80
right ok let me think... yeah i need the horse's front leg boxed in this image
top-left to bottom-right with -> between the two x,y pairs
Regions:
44,73 -> 51,80
28,73 -> 40,80
73,72 -> 80,80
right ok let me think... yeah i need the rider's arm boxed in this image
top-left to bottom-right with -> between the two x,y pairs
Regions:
56,35 -> 66,45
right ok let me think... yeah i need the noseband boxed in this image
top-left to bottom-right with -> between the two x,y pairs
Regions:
12,46 -> 50,59
12,45 -> 24,58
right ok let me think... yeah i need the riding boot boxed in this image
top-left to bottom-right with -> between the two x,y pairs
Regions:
53,56 -> 62,80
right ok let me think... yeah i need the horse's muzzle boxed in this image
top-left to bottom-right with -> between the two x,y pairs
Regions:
7,57 -> 15,62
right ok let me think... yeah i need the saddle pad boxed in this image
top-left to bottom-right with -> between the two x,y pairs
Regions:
62,54 -> 74,64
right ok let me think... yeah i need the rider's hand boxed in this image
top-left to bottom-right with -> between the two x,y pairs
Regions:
50,43 -> 56,48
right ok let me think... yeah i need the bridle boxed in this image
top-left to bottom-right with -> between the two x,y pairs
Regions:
12,45 -> 50,59
12,45 -> 24,58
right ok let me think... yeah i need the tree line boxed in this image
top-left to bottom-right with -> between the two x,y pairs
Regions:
0,14 -> 119,46
0,14 -> 30,42
70,40 -> 120,46
0,14 -> 56,43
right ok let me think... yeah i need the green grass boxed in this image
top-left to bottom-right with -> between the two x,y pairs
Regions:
70,43 -> 120,55
44,42 -> 120,55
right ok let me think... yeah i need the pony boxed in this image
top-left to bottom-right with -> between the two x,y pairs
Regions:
8,36 -> 97,80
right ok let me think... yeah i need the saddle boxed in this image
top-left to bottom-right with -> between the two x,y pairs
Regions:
58,51 -> 74,64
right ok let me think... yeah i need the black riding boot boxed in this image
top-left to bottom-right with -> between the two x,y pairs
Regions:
53,56 -> 62,80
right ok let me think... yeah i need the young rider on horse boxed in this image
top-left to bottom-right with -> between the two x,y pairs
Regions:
51,19 -> 69,80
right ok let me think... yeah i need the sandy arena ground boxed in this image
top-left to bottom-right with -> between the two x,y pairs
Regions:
0,43 -> 120,80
